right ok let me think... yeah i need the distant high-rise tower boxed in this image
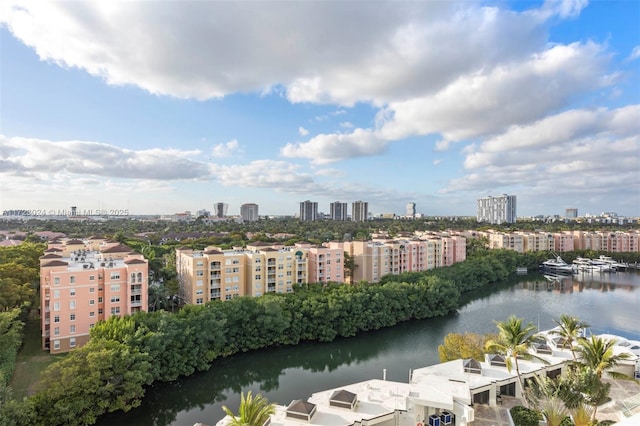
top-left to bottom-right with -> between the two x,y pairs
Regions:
214,202 -> 228,218
330,201 -> 348,221
477,194 -> 516,224
352,201 -> 369,222
70,206 -> 77,216
240,203 -> 259,222
565,208 -> 578,218
299,200 -> 318,221
406,202 -> 416,218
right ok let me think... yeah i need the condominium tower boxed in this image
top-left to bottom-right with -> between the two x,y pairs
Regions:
39,237 -> 148,353
240,203 -> 259,222
352,200 -> 368,222
214,202 -> 229,218
477,194 -> 517,224
299,200 -> 318,221
330,201 -> 348,221
406,202 -> 416,218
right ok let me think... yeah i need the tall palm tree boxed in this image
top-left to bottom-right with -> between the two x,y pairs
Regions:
222,391 -> 275,426
575,335 -> 631,380
485,315 -> 548,404
575,335 -> 631,422
550,314 -> 590,361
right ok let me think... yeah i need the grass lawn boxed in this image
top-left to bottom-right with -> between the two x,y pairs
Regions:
10,316 -> 65,399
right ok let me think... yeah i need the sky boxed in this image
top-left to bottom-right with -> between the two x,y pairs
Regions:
0,0 -> 639,218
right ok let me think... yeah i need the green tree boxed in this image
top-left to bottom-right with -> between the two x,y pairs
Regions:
31,339 -> 153,426
575,335 -> 632,380
550,314 -> 590,361
438,332 -> 492,362
485,315 -> 548,405
222,391 -> 275,426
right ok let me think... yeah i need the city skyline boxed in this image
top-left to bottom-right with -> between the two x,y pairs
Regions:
1,1 -> 638,217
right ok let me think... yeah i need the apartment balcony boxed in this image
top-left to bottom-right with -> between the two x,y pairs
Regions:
211,283 -> 221,290
130,289 -> 142,295
130,301 -> 142,307
267,285 -> 276,292
267,260 -> 276,266
210,272 -> 221,278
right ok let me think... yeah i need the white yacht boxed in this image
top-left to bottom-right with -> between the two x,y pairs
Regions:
541,256 -> 574,274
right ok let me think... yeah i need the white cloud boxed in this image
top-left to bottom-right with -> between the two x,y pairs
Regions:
629,45 -> 640,61
440,105 -> 640,208
1,1 -> 575,104
433,159 -> 442,166
0,135 -> 209,180
281,128 -> 387,164
282,42 -> 612,163
340,122 -> 354,129
211,139 -> 241,158
298,127 -> 309,136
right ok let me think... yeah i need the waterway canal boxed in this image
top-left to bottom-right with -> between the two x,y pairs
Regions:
98,271 -> 640,426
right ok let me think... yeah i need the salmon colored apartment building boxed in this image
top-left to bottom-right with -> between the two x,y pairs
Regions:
39,237 -> 148,353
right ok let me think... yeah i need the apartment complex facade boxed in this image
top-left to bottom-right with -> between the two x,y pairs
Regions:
176,233 -> 468,303
39,237 -> 148,353
176,242 -> 311,304
473,230 -> 640,253
477,194 -> 517,224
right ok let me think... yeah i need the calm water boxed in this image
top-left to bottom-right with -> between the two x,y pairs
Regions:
99,271 -> 640,426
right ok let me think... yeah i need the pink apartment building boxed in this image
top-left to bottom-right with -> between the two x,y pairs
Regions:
40,238 -> 148,353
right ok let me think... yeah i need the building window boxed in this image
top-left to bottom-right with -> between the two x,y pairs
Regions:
130,273 -> 136,282
137,272 -> 143,283
54,327 -> 60,336
54,290 -> 60,298
110,272 -> 120,280
70,276 -> 76,284
110,284 -> 120,292
255,266 -> 261,272
196,289 -> 204,295
70,338 -> 76,348
98,309 -> 103,315
53,302 -> 60,312
89,287 -> 95,293
70,325 -> 76,334
225,295 -> 232,300
111,296 -> 120,303
111,307 -> 121,315
70,288 -> 76,296
90,323 -> 95,329
196,298 -> 204,304
53,340 -> 60,350
89,275 -> 95,281
53,315 -> 60,323
69,300 -> 76,310
255,258 -> 261,263
70,313 -> 75,321
89,311 -> 95,317
255,274 -> 261,280
54,277 -> 60,285
196,279 -> 203,286
98,297 -> 103,303
196,270 -> 204,276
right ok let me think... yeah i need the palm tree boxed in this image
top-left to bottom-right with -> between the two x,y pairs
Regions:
550,314 -> 590,361
222,391 -> 275,426
575,335 -> 631,380
575,336 -> 631,422
485,315 -> 548,405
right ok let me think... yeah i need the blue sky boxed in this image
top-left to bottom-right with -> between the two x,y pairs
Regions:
1,0 -> 638,217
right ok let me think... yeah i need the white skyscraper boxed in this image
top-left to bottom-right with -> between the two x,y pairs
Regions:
406,202 -> 416,218
240,203 -> 259,222
477,194 -> 517,224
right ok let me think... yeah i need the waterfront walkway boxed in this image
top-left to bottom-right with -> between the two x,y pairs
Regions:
470,379 -> 640,425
